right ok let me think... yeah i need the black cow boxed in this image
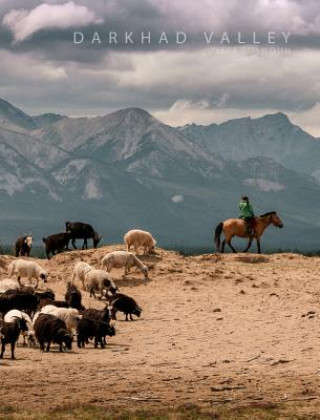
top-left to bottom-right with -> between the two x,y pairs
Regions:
65,221 -> 101,249
42,232 -> 71,259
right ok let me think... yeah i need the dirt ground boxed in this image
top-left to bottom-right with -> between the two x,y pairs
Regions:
1,246 -> 320,415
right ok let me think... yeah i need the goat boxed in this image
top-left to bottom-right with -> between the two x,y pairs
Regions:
108,293 -> 142,321
0,317 -> 28,359
15,235 -> 32,257
65,282 -> 85,311
34,314 -> 73,352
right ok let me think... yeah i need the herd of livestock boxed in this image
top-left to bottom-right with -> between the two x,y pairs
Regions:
0,222 -> 157,360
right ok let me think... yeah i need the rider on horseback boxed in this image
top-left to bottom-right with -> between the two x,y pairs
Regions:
239,196 -> 256,236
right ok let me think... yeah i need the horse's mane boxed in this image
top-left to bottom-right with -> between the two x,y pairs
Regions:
259,211 -> 277,217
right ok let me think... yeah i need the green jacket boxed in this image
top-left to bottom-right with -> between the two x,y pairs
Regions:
239,200 -> 254,219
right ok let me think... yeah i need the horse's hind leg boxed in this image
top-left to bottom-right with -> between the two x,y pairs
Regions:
221,240 -> 226,253
243,238 -> 253,253
227,239 -> 237,253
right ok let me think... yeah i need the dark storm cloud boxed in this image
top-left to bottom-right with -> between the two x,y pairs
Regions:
1,0 -> 320,134
1,0 -> 320,61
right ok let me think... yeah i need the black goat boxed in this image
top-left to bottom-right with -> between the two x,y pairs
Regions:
107,293 -> 142,321
38,299 -> 69,310
82,307 -> 112,346
65,221 -> 101,249
42,232 -> 71,259
35,289 -> 56,301
34,314 -> 73,352
77,310 -> 115,349
0,317 -> 28,359
0,290 -> 38,316
65,282 -> 85,311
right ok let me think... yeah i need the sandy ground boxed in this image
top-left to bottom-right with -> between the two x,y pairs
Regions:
1,246 -> 320,412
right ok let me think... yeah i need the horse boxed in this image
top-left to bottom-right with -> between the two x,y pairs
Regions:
214,211 -> 283,254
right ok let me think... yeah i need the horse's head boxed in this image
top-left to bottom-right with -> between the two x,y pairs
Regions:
271,212 -> 283,228
261,211 -> 283,228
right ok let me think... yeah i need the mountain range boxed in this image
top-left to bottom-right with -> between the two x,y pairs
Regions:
0,97 -> 319,251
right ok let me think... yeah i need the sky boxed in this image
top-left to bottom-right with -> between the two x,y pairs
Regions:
1,0 -> 320,135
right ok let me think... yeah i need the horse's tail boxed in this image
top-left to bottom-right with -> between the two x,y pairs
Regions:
214,222 -> 224,252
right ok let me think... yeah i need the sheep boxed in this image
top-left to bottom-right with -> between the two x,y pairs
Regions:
4,310 -> 35,346
42,232 -> 71,259
0,290 -> 39,316
84,269 -> 117,299
34,314 -> 73,352
71,261 -> 94,290
101,251 -> 149,279
66,221 -> 101,249
65,282 -> 85,311
0,278 -> 20,293
107,293 -> 142,321
124,229 -> 156,254
0,317 -> 28,359
77,311 -> 115,349
8,259 -> 48,289
14,235 -> 33,257
34,305 -> 80,333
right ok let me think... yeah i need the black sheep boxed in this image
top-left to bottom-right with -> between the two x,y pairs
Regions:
65,282 -> 85,311
42,232 -> 71,259
77,311 -> 115,349
0,317 -> 28,359
34,314 -> 72,352
108,293 -> 142,321
0,290 -> 38,316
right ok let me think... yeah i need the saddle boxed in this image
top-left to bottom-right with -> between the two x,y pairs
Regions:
241,217 -> 256,235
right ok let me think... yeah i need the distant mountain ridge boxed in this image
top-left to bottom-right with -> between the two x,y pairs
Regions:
179,112 -> 320,181
0,98 -> 319,250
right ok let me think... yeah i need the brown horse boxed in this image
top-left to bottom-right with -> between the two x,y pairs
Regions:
214,211 -> 283,254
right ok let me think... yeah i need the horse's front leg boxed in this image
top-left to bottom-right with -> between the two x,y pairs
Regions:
243,237 -> 253,253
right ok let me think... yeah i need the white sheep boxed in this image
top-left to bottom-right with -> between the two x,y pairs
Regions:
101,251 -> 149,279
34,305 -> 80,333
8,259 -> 47,288
4,309 -> 35,346
71,261 -> 94,290
84,269 -> 117,299
0,278 -> 20,293
124,229 -> 156,254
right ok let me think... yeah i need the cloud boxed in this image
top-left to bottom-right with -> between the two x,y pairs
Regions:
170,99 -> 210,112
2,1 -> 103,43
287,102 -> 320,136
